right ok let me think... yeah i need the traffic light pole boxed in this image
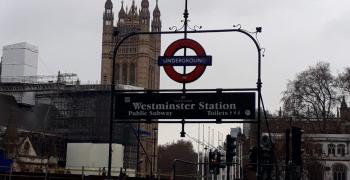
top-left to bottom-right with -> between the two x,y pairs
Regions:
285,128 -> 290,180
227,166 -> 230,180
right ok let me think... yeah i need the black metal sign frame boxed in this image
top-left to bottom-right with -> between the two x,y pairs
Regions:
107,1 -> 264,179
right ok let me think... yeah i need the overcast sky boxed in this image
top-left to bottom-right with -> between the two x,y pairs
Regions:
1,0 -> 350,147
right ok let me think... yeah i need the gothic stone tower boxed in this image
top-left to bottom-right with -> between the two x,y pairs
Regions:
101,0 -> 161,89
101,0 -> 161,177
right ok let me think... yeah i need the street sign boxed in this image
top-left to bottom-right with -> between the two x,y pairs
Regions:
159,39 -> 211,83
158,56 -> 212,66
115,92 -> 255,119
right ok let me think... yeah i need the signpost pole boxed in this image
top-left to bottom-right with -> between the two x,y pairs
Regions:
181,0 -> 189,138
256,27 -> 263,180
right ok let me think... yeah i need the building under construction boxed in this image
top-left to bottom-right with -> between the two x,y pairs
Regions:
0,74 -> 150,173
0,0 -> 161,176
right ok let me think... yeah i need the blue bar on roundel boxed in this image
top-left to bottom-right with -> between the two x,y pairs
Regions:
158,56 -> 212,66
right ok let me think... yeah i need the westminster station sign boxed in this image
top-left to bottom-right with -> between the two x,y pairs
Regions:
115,92 -> 255,119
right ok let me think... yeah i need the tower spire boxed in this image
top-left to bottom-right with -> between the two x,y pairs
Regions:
105,0 -> 113,9
139,0 -> 150,30
118,0 -> 126,24
127,0 -> 138,18
131,0 -> 136,14
103,0 -> 114,26
152,0 -> 161,32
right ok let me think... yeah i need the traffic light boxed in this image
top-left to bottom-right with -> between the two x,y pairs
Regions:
216,151 -> 226,169
226,135 -> 237,165
209,150 -> 215,173
261,142 -> 273,178
215,151 -> 221,175
248,146 -> 257,171
261,135 -> 273,164
292,127 -> 303,166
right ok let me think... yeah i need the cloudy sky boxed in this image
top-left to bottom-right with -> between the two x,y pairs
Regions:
1,0 -> 350,147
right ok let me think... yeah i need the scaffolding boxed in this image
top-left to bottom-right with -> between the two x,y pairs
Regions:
0,80 -> 143,170
0,72 -> 78,85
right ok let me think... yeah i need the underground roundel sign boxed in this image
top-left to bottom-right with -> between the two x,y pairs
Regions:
158,39 -> 212,83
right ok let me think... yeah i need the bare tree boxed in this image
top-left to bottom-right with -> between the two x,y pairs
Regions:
337,67 -> 350,95
157,140 -> 197,180
281,62 -> 338,132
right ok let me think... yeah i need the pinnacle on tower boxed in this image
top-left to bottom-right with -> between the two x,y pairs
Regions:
140,0 -> 150,16
118,1 -> 127,20
141,0 -> 149,8
152,0 -> 161,32
129,0 -> 137,16
139,0 -> 150,28
153,0 -> 160,18
103,0 -> 114,26
105,0 -> 113,9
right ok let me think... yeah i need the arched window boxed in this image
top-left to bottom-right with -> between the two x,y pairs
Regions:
337,144 -> 346,157
333,164 -> 347,180
122,63 -> 128,84
129,63 -> 136,85
328,144 -> 336,156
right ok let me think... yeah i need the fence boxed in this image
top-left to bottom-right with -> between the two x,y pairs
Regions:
0,165 -> 138,180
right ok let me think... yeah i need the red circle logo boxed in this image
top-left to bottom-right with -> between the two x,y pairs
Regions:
163,39 -> 207,83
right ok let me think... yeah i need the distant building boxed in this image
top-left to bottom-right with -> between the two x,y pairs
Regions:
0,42 -> 39,105
243,98 -> 350,180
1,42 -> 39,83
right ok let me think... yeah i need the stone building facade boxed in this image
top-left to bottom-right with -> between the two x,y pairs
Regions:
243,97 -> 350,180
100,0 -> 161,88
100,0 -> 161,177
